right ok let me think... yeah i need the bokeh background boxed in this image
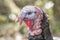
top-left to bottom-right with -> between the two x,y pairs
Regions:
0,0 -> 60,40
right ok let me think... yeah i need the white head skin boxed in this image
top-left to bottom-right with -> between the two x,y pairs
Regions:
20,6 -> 39,19
18,6 -> 43,25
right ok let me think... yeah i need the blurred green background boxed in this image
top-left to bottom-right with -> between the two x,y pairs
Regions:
0,0 -> 60,37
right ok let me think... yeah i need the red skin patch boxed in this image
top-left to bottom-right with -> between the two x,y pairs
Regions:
25,19 -> 42,36
25,19 -> 33,31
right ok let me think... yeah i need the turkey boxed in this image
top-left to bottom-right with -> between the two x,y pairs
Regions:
18,5 -> 53,40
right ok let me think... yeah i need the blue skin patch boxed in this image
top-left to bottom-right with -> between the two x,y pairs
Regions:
19,11 -> 27,19
20,9 -> 36,20
25,12 -> 36,19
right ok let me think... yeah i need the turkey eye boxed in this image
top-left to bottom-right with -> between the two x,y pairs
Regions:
28,12 -> 32,15
34,11 -> 37,14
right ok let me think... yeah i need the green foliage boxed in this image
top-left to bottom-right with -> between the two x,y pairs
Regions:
0,15 -> 8,24
35,0 -> 44,7
0,0 -> 10,15
14,0 -> 36,8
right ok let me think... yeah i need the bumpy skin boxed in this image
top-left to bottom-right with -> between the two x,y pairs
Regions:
18,6 -> 53,40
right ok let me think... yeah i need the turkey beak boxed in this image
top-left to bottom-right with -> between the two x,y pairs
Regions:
18,13 -> 25,24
